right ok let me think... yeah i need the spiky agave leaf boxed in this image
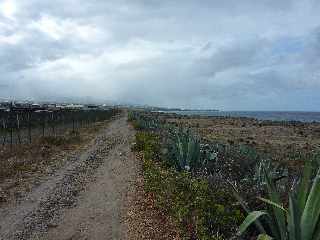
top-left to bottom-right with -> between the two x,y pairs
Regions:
238,211 -> 268,236
188,135 -> 201,170
228,180 -> 267,234
296,160 -> 313,213
288,193 -> 301,240
301,168 -> 320,240
263,167 -> 287,240
258,197 -> 287,213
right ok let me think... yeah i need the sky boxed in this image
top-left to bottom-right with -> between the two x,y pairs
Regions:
0,0 -> 320,110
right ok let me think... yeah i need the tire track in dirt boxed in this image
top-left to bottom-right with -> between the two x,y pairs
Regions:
0,115 -> 137,240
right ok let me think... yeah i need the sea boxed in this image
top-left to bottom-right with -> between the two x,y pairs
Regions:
164,111 -> 320,123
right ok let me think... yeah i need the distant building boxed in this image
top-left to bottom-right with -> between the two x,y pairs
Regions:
0,101 -> 11,109
86,104 -> 100,110
65,104 -> 84,110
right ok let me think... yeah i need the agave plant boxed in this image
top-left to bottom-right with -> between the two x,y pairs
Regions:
238,160 -> 320,240
128,111 -> 162,130
168,128 -> 202,171
254,159 -> 288,192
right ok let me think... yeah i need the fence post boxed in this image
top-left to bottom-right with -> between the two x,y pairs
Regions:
10,112 -> 13,150
2,118 -> 6,146
16,113 -> 21,144
72,112 -> 75,132
28,111 -> 32,143
51,112 -> 55,137
42,112 -> 45,137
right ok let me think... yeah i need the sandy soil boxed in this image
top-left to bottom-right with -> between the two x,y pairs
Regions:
43,115 -> 137,240
0,115 -> 137,240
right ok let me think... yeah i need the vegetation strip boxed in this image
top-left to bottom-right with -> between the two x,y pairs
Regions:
129,110 -> 320,240
129,112 -> 243,240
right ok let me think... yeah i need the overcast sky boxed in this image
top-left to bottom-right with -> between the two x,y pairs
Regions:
0,0 -> 320,110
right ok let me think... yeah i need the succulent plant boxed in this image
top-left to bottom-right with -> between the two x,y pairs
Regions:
239,159 -> 320,240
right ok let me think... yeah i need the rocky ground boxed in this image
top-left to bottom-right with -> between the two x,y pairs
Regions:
161,113 -> 320,168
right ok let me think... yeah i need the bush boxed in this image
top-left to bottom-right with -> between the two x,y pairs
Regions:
134,131 -> 244,239
133,132 -> 160,160
143,158 -> 244,239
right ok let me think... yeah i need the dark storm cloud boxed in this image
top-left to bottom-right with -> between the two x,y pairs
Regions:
0,0 -> 320,110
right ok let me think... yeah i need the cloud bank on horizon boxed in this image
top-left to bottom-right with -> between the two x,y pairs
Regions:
0,0 -> 320,110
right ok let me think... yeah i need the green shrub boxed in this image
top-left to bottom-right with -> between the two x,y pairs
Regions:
133,132 -> 160,160
143,158 -> 243,239
135,130 -> 244,239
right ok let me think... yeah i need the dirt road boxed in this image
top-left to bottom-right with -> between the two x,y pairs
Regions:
0,115 -> 137,240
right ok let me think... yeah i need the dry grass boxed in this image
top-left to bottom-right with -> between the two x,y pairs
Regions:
0,133 -> 81,181
0,120 -> 110,204
164,115 -> 320,163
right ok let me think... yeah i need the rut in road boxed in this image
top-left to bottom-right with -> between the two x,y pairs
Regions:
0,115 -> 138,240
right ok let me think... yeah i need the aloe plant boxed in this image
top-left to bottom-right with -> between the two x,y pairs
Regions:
238,160 -> 320,240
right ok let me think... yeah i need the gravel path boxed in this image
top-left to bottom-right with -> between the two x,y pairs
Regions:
0,115 -> 137,240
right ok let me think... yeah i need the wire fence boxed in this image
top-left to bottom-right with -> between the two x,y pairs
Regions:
0,108 -> 119,148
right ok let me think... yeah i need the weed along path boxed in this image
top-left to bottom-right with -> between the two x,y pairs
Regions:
0,114 -> 138,240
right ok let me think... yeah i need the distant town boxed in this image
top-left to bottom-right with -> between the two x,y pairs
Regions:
0,100 -> 112,112
0,99 -> 221,113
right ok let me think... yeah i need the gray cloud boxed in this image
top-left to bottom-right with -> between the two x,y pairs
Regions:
0,0 -> 320,110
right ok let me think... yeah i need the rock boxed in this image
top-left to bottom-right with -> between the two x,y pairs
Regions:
47,223 -> 58,228
0,187 -> 8,202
